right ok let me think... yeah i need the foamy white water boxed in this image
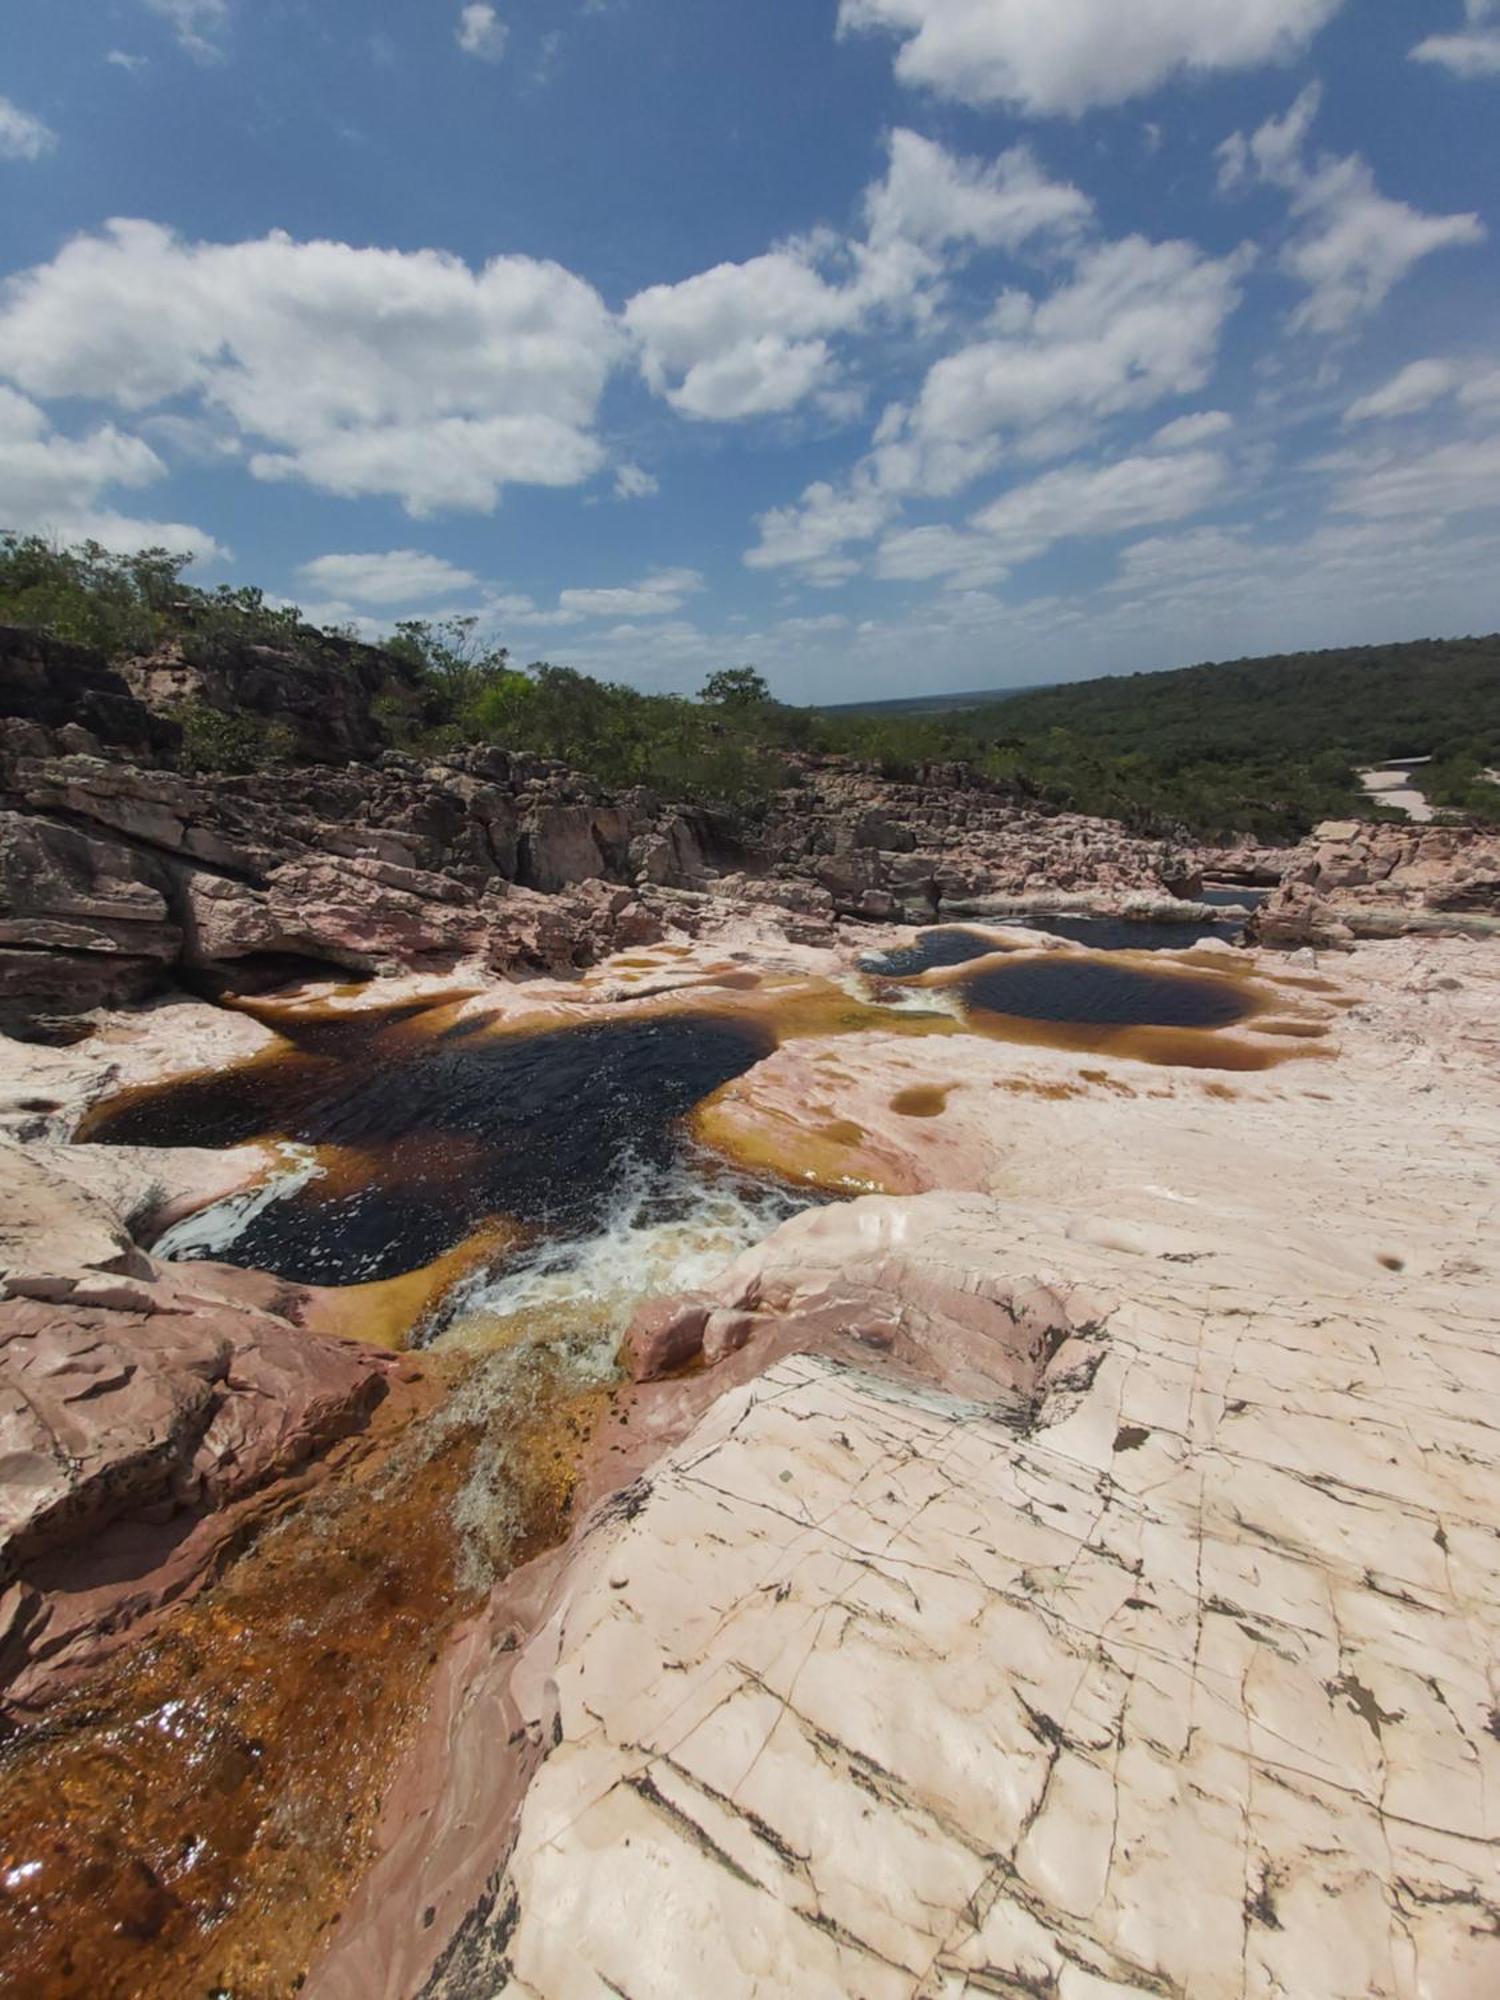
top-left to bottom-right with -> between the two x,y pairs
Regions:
432,1147 -> 812,1356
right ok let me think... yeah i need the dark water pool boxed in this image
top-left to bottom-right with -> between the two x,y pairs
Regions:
864,916 -> 1241,974
1028,915 -> 1243,952
860,928 -> 1008,976
1199,885 -> 1269,910
962,956 -> 1254,1031
83,1007 -> 776,1285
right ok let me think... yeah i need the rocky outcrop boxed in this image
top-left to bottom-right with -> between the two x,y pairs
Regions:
117,627 -> 426,766
759,759 -> 1197,922
1254,819 -> 1500,946
0,1270 -> 397,1718
0,1095 -> 406,1717
0,621 -> 1251,1038
0,740 -> 722,1034
0,624 -> 180,764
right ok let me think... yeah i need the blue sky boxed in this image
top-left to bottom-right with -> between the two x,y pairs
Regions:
2,0 -> 1498,701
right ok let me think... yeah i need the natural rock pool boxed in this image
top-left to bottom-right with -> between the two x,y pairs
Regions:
961,955 -> 1255,1031
81,1001 -> 784,1288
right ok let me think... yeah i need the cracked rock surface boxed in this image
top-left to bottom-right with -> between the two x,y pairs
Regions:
314,936 -> 1500,2000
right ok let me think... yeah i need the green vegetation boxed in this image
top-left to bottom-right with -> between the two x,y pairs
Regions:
0,534 -> 306,664
175,702 -> 295,777
4,535 -> 1497,838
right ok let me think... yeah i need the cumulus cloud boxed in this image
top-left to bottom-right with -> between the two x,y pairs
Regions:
0,383 -> 219,558
744,477 -> 898,579
296,550 -> 479,605
875,235 -> 1249,498
456,4 -> 508,62
613,462 -> 659,500
0,220 -> 622,514
1411,0 -> 1500,77
0,95 -> 57,163
625,128 -> 1087,422
626,253 -> 846,420
876,447 -> 1229,582
142,0 -> 229,60
862,128 -> 1091,254
1218,85 -> 1484,334
744,224 -> 1247,579
837,0 -> 1344,115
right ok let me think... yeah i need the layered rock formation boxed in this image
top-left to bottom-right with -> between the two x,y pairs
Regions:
1,624 -> 1211,1040
1255,819 -> 1500,946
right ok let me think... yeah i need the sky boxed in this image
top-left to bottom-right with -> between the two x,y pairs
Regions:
1,0 -> 1498,703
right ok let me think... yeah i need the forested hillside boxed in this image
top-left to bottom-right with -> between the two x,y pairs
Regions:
856,636 -> 1500,829
3,536 -> 1497,842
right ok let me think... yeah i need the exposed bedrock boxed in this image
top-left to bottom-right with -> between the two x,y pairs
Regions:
307,936 -> 1500,2000
0,1077 -> 404,1716
1254,817 -> 1500,947
0,1266 -> 399,1719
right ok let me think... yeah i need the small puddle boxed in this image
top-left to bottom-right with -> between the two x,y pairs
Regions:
961,957 -> 1254,1032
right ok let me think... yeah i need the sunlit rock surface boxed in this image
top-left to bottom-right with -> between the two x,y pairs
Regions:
318,935 -> 1500,2000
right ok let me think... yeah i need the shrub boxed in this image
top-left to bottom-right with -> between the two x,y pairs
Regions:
175,703 -> 294,775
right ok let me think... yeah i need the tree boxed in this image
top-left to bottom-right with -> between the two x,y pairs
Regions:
700,665 -> 771,709
389,615 -> 511,721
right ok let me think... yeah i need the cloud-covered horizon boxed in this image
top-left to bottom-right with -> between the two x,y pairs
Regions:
1,0 -> 1496,700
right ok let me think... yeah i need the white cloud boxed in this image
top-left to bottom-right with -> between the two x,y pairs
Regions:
107,51 -> 150,74
557,567 -> 703,618
625,128 -> 1087,423
142,0 -> 229,60
778,613 -> 850,636
1343,359 -> 1460,423
1219,85 -> 1484,334
456,4 -> 508,62
614,462 -> 659,500
1412,0 -> 1500,77
624,254 -> 850,420
837,0 -> 1344,115
988,444 -> 1232,556
0,383 -> 161,517
877,447 -> 1229,582
469,569 -> 708,631
743,226 -> 1246,579
1332,432 -> 1500,520
1411,30 -> 1500,75
744,476 -> 897,577
1151,409 -> 1233,449
0,384 -> 220,559
870,234 -> 1249,498
863,128 -> 1091,253
0,96 -> 57,163
0,220 -> 622,515
297,550 -> 479,605
1460,368 -> 1500,411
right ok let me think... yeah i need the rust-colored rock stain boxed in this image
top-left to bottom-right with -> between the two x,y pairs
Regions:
891,1084 -> 953,1117
0,1359 -> 604,2000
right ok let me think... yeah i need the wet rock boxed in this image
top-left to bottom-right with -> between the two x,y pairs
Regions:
0,1286 -> 393,1713
624,1295 -> 714,1380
